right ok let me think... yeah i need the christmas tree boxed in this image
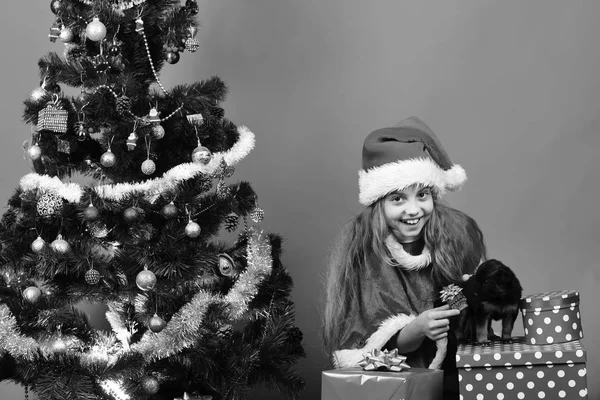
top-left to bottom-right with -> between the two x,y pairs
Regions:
0,1 -> 305,399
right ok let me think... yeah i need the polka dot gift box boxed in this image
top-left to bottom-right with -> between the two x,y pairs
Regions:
520,290 -> 583,345
456,338 -> 587,400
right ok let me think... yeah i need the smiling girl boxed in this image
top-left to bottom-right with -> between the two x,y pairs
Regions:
322,117 -> 486,399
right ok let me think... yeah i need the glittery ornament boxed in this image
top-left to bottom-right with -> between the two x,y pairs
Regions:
88,221 -> 109,238
126,132 -> 138,151
86,17 -> 107,42
161,202 -> 178,219
148,313 -> 166,333
165,51 -> 180,64
186,0 -> 199,15
185,37 -> 200,52
151,124 -> 165,139
59,26 -> 74,43
37,192 -> 64,218
51,338 -> 68,353
30,87 -> 48,102
100,149 -> 117,167
31,236 -> 46,253
28,144 -> 42,160
224,213 -> 239,232
186,113 -> 203,125
51,234 -> 70,254
85,268 -> 101,285
141,159 -> 156,175
250,206 -> 265,223
140,376 -> 160,395
216,180 -> 231,200
219,159 -> 235,178
50,0 -> 62,14
217,324 -> 233,339
136,267 -> 157,291
192,146 -> 212,165
23,286 -> 42,304
37,101 -> 68,133
218,254 -> 235,277
123,207 -> 140,223
56,136 -> 78,154
185,220 -> 201,238
83,203 -> 100,221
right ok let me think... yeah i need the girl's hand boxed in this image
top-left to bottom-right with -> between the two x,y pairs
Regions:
413,304 -> 459,341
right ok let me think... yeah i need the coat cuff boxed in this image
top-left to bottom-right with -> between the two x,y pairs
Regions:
333,313 -> 416,368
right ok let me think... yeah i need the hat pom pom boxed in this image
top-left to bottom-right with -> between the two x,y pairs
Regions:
444,165 -> 467,191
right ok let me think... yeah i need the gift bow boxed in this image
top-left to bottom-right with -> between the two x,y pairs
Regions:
439,283 -> 463,303
357,349 -> 410,372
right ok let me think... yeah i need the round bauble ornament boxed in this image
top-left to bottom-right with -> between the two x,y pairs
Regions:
59,27 -> 74,43
50,0 -> 62,14
192,146 -> 212,165
31,236 -> 46,253
136,268 -> 157,291
151,124 -> 165,139
83,203 -> 100,221
51,338 -> 68,353
23,286 -> 42,304
185,220 -> 201,238
148,313 -> 167,333
218,254 -> 235,277
123,207 -> 140,223
85,268 -> 101,285
86,17 -> 107,42
100,149 -> 117,167
140,376 -> 160,395
51,234 -> 70,254
108,43 -> 121,56
165,51 -> 180,64
185,37 -> 200,52
28,144 -> 42,160
161,202 -> 178,219
37,192 -> 64,218
141,159 -> 156,175
30,87 -> 48,102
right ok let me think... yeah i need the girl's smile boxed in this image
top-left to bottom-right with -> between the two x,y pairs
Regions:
383,185 -> 434,243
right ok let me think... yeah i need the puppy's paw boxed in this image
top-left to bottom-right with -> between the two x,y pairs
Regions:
488,334 -> 501,341
475,341 -> 492,347
502,338 -> 514,344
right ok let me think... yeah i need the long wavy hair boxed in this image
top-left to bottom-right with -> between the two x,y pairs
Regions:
321,197 -> 486,358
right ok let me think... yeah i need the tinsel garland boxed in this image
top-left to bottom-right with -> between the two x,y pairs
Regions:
19,126 -> 256,203
0,305 -> 40,361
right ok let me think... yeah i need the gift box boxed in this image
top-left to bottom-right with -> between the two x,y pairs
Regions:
321,367 -> 443,400
456,337 -> 587,400
520,290 -> 583,345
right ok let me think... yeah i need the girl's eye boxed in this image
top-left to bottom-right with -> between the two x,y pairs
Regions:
418,190 -> 431,198
390,195 -> 403,202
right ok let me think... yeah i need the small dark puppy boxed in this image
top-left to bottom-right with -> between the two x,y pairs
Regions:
455,259 -> 523,346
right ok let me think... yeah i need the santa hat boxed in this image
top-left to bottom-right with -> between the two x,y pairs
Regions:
358,116 -> 467,206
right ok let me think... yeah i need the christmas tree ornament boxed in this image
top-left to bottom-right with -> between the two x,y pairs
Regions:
123,207 -> 140,223
216,180 -> 231,200
192,145 -> 212,165
217,253 -> 235,277
49,22 -> 61,42
85,268 -> 101,285
185,219 -> 201,238
216,324 -> 233,339
88,221 -> 109,238
151,124 -> 165,139
51,337 -> 68,353
30,87 -> 48,102
249,206 -> 265,223
50,0 -> 62,14
126,132 -> 138,151
147,108 -> 161,123
186,0 -> 199,15
37,192 -> 64,218
51,234 -> 70,254
23,286 -> 42,304
108,39 -> 121,56
136,267 -> 157,291
224,213 -> 239,232
37,99 -> 68,133
116,95 -> 131,115
27,144 -> 42,160
148,313 -> 166,333
83,204 -> 100,221
100,149 -> 117,167
141,159 -> 156,175
56,136 -> 78,154
140,376 -> 160,395
31,236 -> 46,253
59,26 -> 74,43
161,202 -> 178,219
77,123 -> 88,141
219,159 -> 235,178
135,17 -> 144,34
184,38 -> 200,53
86,17 -> 107,42
165,51 -> 180,64
93,54 -> 111,73
186,113 -> 203,126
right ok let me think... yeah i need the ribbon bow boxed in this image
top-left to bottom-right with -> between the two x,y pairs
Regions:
439,284 -> 463,303
358,349 -> 410,372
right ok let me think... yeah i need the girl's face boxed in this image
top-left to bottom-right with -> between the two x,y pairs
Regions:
383,185 -> 434,243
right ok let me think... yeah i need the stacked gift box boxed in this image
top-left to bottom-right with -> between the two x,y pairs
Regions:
457,289 -> 588,400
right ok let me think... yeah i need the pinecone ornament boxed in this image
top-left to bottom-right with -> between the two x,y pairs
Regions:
218,159 -> 235,178
216,180 -> 230,200
224,213 -> 239,232
116,95 -> 132,115
217,324 -> 233,340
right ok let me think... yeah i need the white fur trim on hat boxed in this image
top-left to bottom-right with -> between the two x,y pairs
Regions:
358,158 -> 467,206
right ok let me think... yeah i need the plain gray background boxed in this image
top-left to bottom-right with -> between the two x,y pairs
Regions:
1,1 -> 599,399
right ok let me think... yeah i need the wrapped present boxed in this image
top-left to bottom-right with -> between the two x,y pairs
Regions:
322,367 -> 443,400
440,283 -> 468,311
457,337 -> 588,400
520,290 -> 583,345
37,100 -> 69,133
